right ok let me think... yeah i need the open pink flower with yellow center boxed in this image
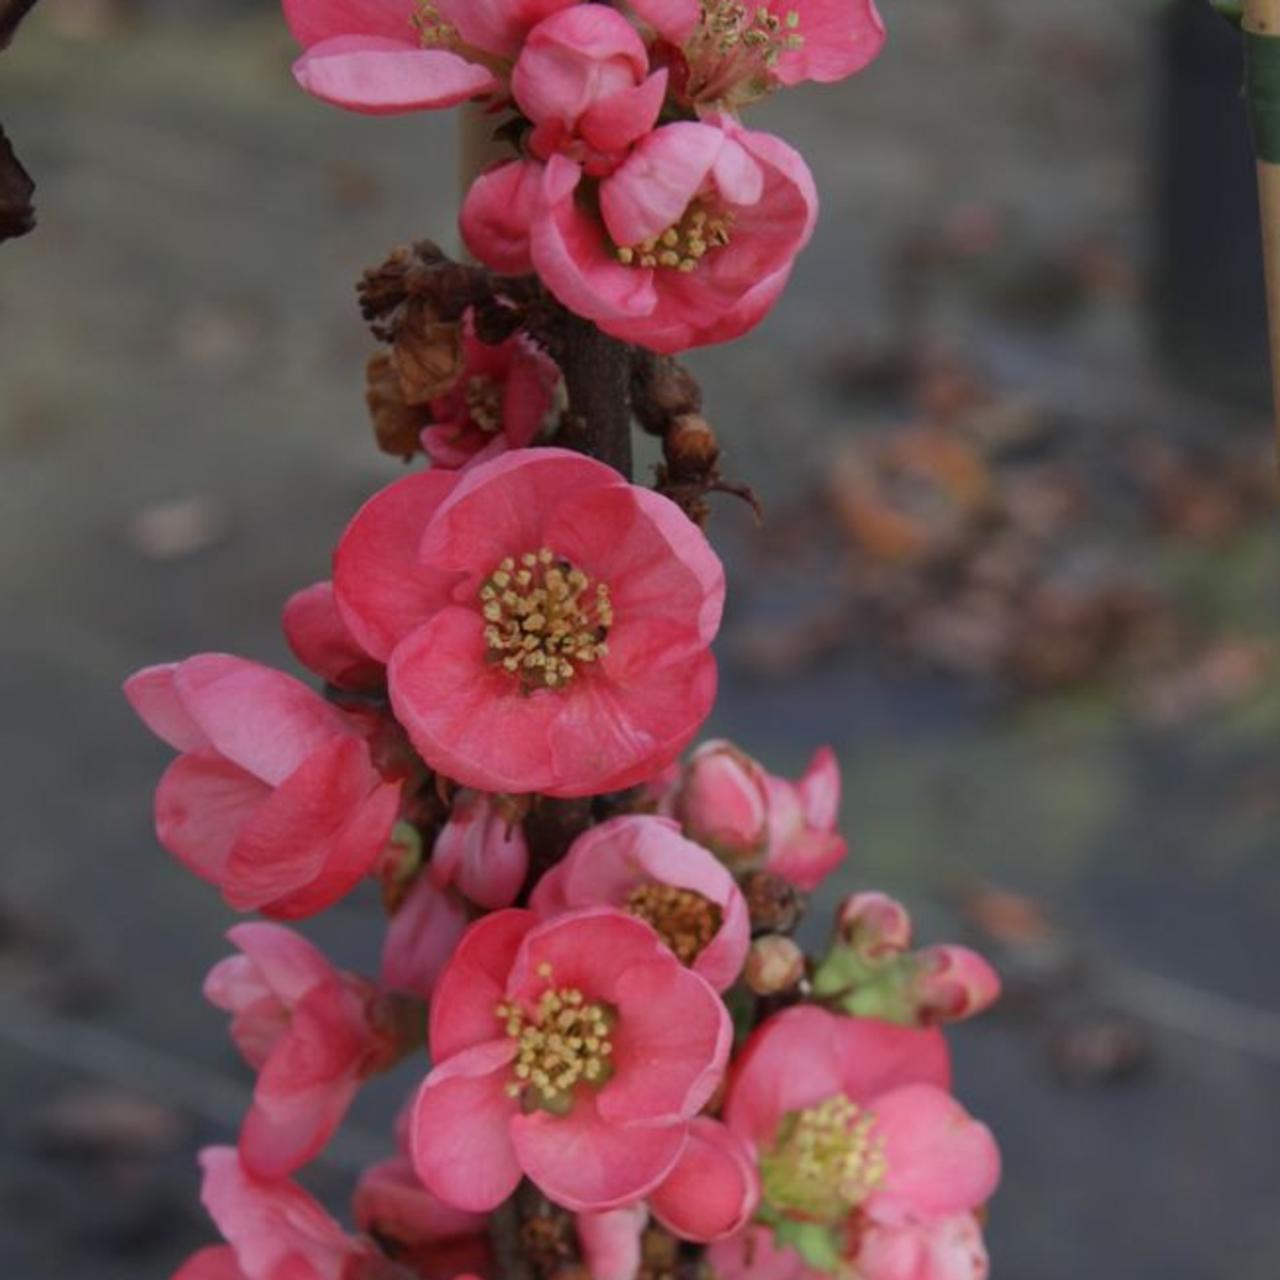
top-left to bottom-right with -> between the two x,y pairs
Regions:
124,655 -> 403,919
282,0 -> 577,115
716,1006 -> 999,1280
531,115 -> 817,353
421,315 -> 559,470
411,907 -> 732,1213
205,924 -> 411,1179
531,814 -> 750,991
630,0 -> 886,106
333,448 -> 724,797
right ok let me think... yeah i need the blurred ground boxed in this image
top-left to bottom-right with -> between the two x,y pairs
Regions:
2,1 -> 1280,1277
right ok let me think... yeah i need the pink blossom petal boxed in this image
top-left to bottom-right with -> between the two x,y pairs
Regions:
334,468 -> 461,662
283,581 -> 384,691
532,156 -> 658,323
355,1155 -> 489,1248
771,0 -> 887,86
293,38 -> 499,116
625,0 -> 700,42
172,655 -> 350,787
649,1118 -> 759,1243
708,1226 -> 811,1280
866,1085 -> 1001,1224
437,0 -> 578,58
124,664 -> 210,753
381,873 -> 471,1002
461,159 -> 543,275
510,1097 -> 687,1211
796,746 -> 840,829
430,909 -> 538,1062
576,1206 -> 648,1280
831,1016 -> 952,1101
579,70 -> 668,157
282,0 -> 416,47
858,1214 -> 989,1280
155,754 -> 270,886
599,122 -> 724,249
600,959 -> 730,1123
411,1040 -> 523,1212
220,924 -> 334,1006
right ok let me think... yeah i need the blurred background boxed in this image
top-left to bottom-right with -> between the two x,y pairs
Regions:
2,0 -> 1280,1275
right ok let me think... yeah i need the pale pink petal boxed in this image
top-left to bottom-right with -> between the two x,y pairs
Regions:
708,1226 -> 813,1280
411,1040 -> 522,1212
380,873 -> 470,1002
437,0 -> 579,58
510,1097 -> 687,1211
576,1206 -> 648,1280
172,655 -> 350,787
124,664 -> 210,753
430,909 -> 537,1062
625,0 -> 699,41
293,38 -> 499,116
173,1246 -> 246,1280
334,468 -> 461,663
155,754 -> 270,886
283,581 -> 384,691
579,70 -> 668,156
858,1214 -> 989,1280
355,1155 -> 489,1248
865,1086 -> 1001,1224
600,959 -> 730,1123
831,1017 -> 952,1102
771,0 -> 887,86
649,1118 -> 759,1243
218,923 -> 334,1006
461,159 -> 543,275
796,746 -> 841,829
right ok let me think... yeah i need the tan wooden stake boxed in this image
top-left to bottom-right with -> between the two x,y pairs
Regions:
1243,0 -> 1280,450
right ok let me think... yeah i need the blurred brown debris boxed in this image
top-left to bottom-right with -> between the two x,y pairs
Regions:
1,1 -> 40,243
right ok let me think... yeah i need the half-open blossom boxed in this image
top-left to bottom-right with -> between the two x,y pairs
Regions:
530,815 -> 749,991
381,871 -> 471,1002
194,1146 -> 383,1279
630,0 -> 886,105
333,449 -> 725,797
283,581 -> 385,692
512,5 -> 668,173
674,740 -> 771,864
762,746 -> 847,891
429,790 -> 530,909
648,1117 -> 759,1242
718,1006 -> 999,1279
283,0 -> 577,116
531,116 -> 817,353
421,315 -> 559,469
204,924 -> 411,1178
412,908 -> 732,1213
125,655 -> 402,918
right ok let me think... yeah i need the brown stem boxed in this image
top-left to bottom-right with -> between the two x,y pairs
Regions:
489,1195 -> 536,1280
559,314 -> 635,480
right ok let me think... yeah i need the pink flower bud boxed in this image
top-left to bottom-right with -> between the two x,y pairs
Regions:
743,935 -> 805,996
837,891 -> 913,959
428,791 -> 529,910
912,946 -> 1002,1024
763,747 -> 848,892
576,1205 -> 648,1280
676,740 -> 770,864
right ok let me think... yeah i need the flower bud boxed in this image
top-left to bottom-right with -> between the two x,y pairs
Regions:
743,935 -> 805,996
428,791 -> 528,910
837,891 -> 913,959
675,740 -> 769,865
912,945 -> 1001,1024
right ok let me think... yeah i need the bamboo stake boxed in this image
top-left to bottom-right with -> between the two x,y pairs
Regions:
1242,0 -> 1280,449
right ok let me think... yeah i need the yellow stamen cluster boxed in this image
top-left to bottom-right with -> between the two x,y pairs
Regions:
480,548 -> 613,691
413,0 -> 458,48
760,1094 -> 888,1223
615,204 -> 734,273
465,375 -> 503,434
497,963 -> 615,1110
626,883 -> 723,965
700,3 -> 803,65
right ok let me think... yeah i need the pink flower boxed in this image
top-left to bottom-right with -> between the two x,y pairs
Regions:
762,746 -> 847,891
530,815 -> 749,991
531,116 -> 817,353
429,791 -> 530,909
910,946 -> 1002,1026
857,1214 -> 990,1280
125,655 -> 403,919
630,0 -> 886,105
411,907 -> 732,1213
333,449 -> 725,798
512,6 -> 668,174
381,871 -> 471,1002
283,0 -> 577,116
648,1117 -> 759,1242
718,1006 -> 999,1279
204,924 -> 407,1178
674,740 -> 771,864
283,581 -> 385,692
193,1146 -> 380,1279
421,315 -> 559,470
